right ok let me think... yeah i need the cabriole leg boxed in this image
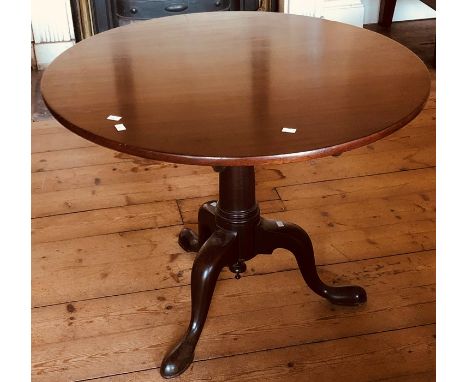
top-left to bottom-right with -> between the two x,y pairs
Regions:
160,229 -> 237,378
178,201 -> 217,252
255,218 -> 367,306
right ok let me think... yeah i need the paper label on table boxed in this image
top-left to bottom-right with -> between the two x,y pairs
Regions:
107,115 -> 122,121
210,201 -> 217,207
115,123 -> 126,131
276,221 -> 285,227
282,127 -> 296,134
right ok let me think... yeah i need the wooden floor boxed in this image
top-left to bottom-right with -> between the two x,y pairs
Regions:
32,20 -> 436,381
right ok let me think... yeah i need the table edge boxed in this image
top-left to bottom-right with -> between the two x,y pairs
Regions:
44,89 -> 429,166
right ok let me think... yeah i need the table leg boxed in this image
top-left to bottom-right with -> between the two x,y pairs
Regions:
379,0 -> 397,28
160,229 -> 237,378
161,166 -> 367,378
178,201 -> 216,252
255,218 -> 367,305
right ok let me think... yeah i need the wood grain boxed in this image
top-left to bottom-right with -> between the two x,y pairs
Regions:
31,107 -> 434,218
41,12 -> 430,165
32,217 -> 434,308
31,106 -> 435,306
277,167 -> 435,211
89,325 -> 436,382
31,79 -> 435,155
32,166 -> 435,306
32,146 -> 141,172
32,130 -> 94,153
32,20 -> 436,382
32,251 -> 435,381
32,200 -> 181,244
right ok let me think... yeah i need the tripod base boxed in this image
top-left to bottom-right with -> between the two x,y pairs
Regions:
160,167 -> 366,378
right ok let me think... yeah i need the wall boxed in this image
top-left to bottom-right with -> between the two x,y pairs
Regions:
31,0 -> 436,69
31,0 -> 76,69
361,0 -> 435,24
282,0 -> 436,27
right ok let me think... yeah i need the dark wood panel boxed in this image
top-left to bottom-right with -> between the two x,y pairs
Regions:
420,0 -> 436,10
379,0 -> 398,27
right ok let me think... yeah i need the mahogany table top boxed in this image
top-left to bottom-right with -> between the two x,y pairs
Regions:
41,12 -> 430,166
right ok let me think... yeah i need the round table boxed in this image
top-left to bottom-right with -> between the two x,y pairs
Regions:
41,12 -> 430,379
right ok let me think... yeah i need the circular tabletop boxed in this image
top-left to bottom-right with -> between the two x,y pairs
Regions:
41,12 -> 430,166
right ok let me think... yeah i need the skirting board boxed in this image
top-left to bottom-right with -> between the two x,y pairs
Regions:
33,41 -> 75,70
284,0 -> 365,27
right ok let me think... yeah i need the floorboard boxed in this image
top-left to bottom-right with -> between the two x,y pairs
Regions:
89,325 -> 436,382
32,251 -> 435,381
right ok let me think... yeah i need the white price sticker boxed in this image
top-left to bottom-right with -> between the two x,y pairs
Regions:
282,127 -> 297,134
107,115 -> 122,121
